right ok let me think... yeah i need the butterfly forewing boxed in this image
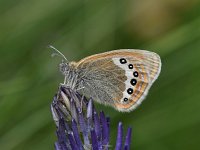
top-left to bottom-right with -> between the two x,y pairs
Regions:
75,49 -> 161,112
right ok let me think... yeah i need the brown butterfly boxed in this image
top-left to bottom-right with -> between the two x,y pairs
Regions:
51,46 -> 161,112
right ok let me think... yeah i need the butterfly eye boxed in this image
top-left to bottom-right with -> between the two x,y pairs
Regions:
127,88 -> 133,94
119,58 -> 127,64
128,64 -> 133,69
130,79 -> 137,86
133,71 -> 139,77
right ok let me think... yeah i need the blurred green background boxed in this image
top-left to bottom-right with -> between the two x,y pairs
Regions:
0,0 -> 200,149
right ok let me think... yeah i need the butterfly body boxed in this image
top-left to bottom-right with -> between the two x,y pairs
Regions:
59,49 -> 161,112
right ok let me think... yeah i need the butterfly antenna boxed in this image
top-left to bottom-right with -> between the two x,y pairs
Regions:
48,45 -> 68,62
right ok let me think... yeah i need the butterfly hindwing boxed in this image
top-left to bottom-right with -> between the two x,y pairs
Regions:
75,49 -> 161,112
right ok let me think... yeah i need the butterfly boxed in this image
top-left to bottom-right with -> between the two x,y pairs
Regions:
50,46 -> 161,112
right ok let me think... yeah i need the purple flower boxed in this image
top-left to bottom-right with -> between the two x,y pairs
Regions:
51,86 -> 132,150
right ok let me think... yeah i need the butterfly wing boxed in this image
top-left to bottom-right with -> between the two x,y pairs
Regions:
76,49 -> 161,112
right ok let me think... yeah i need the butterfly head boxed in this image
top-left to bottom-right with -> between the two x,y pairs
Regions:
59,61 -> 80,89
59,61 -> 70,76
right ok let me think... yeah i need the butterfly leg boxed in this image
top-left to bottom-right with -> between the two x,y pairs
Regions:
63,75 -> 67,85
78,95 -> 85,113
76,86 -> 85,113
